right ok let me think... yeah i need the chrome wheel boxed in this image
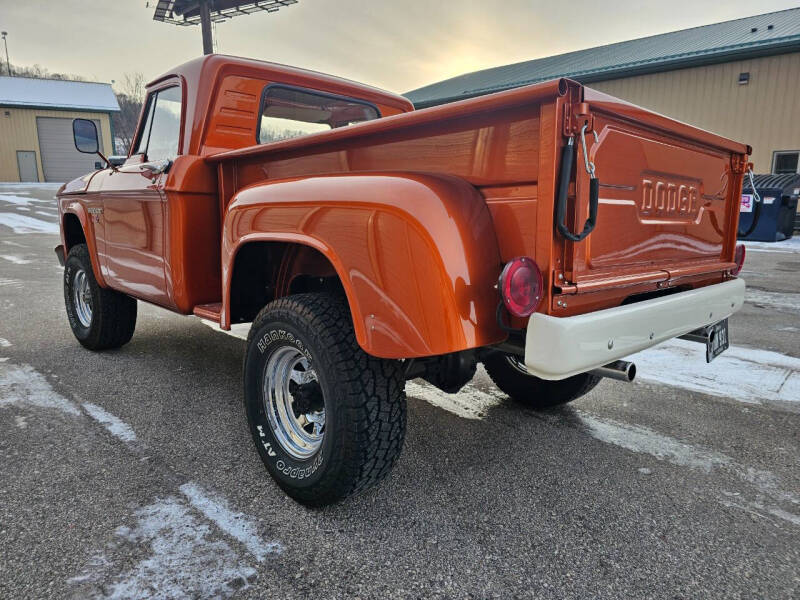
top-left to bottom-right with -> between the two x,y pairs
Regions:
72,269 -> 93,328
263,346 -> 325,459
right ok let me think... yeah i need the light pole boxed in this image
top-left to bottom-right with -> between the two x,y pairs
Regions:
152,1 -> 297,55
1,31 -> 10,77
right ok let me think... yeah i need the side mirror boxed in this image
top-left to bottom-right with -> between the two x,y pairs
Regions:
73,119 -> 99,154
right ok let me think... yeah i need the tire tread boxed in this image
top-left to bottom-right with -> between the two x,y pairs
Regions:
247,293 -> 406,506
65,244 -> 136,351
484,353 -> 600,410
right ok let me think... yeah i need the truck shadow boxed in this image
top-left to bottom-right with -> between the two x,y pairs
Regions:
116,318 -> 609,522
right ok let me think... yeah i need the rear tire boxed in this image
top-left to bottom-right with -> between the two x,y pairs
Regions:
483,352 -> 600,409
243,293 -> 406,507
63,244 -> 137,350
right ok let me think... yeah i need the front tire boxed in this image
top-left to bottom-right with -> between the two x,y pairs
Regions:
244,293 -> 406,507
483,353 -> 600,409
63,244 -> 137,350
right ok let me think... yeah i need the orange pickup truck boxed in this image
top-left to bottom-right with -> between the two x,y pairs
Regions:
57,55 -> 748,506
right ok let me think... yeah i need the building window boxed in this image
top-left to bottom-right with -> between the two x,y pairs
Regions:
738,72 -> 750,85
772,151 -> 800,174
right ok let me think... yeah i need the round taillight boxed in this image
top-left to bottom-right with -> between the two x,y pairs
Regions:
498,256 -> 543,317
731,243 -> 746,276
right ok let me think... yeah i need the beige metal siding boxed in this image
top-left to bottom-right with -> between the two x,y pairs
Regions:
0,108 -> 114,182
590,52 -> 800,173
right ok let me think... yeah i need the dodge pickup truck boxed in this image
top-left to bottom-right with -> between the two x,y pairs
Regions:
57,55 -> 748,506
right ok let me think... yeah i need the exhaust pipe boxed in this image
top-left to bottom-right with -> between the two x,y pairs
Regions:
589,360 -> 636,382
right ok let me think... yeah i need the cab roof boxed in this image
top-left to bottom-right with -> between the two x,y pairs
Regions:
147,54 -> 413,155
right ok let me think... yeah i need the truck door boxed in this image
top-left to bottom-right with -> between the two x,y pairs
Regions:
96,85 -> 182,307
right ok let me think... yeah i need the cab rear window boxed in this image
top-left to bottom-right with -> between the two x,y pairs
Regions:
257,86 -> 380,143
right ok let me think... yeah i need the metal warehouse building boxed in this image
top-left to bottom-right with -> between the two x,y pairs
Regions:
406,7 -> 800,176
0,77 -> 119,183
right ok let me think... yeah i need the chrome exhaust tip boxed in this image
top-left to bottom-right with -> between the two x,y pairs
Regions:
589,360 -> 636,382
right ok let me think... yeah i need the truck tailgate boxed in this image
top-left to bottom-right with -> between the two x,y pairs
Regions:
562,91 -> 747,292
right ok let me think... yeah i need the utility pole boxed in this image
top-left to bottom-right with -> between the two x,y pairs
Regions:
1,32 -> 10,77
199,1 -> 213,55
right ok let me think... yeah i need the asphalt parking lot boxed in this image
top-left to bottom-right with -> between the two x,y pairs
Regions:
1,183 -> 798,599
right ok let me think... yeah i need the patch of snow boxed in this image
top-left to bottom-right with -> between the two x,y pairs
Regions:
0,255 -> 32,265
0,182 -> 61,189
743,237 -> 800,253
200,319 -> 250,340
721,498 -> 800,528
579,413 -> 730,472
0,278 -> 23,290
71,496 -> 259,600
81,401 -> 137,443
0,213 -> 59,234
0,194 -> 35,205
745,288 -> 800,312
35,210 -> 58,218
14,415 -> 27,429
0,337 -> 10,347
180,482 -> 283,561
577,412 -> 799,526
0,362 -> 80,415
628,338 -> 800,405
765,506 -> 800,526
405,380 -> 502,420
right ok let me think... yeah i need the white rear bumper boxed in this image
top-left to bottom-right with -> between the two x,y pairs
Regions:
524,278 -> 745,380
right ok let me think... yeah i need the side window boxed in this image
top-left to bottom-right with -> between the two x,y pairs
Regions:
258,86 -> 380,143
133,86 -> 182,162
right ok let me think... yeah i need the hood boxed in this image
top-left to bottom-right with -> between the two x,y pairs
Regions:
58,170 -> 100,196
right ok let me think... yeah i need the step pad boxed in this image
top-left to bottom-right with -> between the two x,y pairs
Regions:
192,302 -> 222,323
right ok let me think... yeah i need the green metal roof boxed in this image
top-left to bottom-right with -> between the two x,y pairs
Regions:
405,7 -> 800,108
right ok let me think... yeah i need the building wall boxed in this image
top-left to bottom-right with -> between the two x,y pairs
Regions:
0,107 -> 113,182
589,52 -> 800,173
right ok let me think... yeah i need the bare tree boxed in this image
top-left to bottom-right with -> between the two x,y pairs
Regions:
112,73 -> 146,155
8,62 -> 87,81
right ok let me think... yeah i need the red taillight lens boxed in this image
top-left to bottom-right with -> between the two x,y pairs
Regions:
498,256 -> 543,317
731,243 -> 746,276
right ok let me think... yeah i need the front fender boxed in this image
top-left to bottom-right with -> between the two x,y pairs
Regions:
222,172 -> 505,358
58,200 -> 107,288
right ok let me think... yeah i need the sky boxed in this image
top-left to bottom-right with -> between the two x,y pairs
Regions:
1,0 -> 799,95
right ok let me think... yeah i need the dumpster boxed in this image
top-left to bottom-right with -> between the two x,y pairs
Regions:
739,173 -> 800,241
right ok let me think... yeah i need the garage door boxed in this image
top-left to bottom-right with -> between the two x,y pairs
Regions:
36,117 -> 104,183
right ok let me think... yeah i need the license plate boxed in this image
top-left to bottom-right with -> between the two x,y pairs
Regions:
706,319 -> 729,363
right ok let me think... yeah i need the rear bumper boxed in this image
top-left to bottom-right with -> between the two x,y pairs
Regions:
524,278 -> 745,380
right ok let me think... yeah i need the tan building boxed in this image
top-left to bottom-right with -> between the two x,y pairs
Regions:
406,8 -> 800,176
0,76 -> 119,182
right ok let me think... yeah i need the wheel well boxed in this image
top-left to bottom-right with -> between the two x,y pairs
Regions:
229,242 -> 344,324
63,213 -> 86,251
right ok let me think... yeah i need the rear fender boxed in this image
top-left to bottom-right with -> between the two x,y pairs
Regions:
222,172 -> 505,358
